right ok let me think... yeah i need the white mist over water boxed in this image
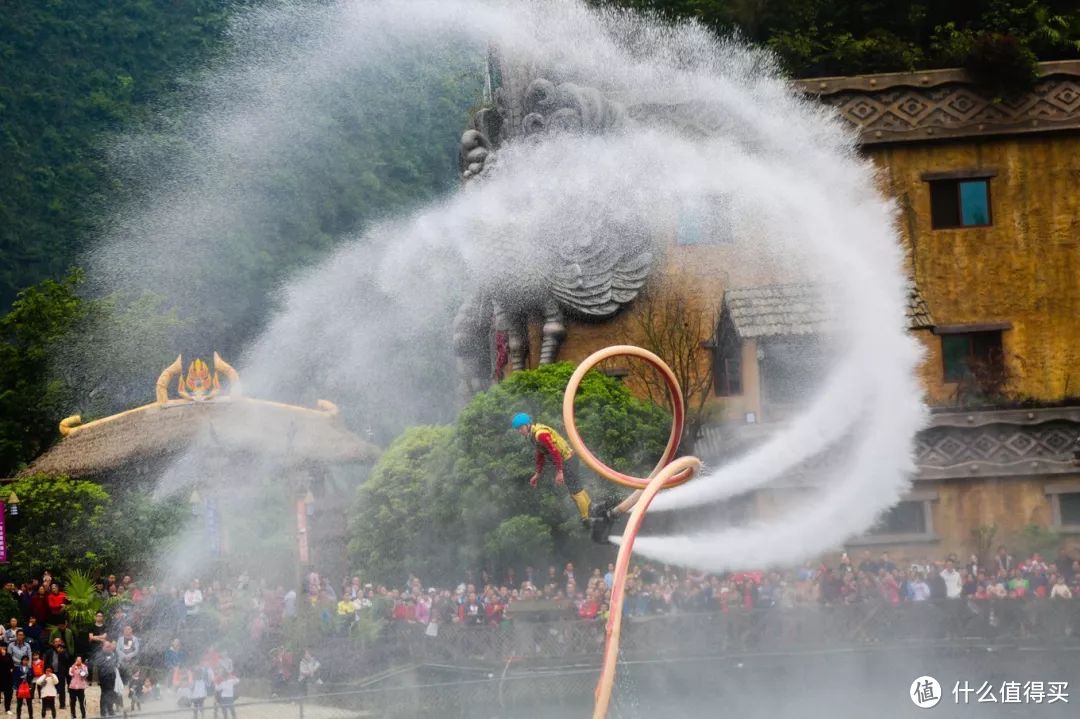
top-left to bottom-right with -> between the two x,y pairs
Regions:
88,0 -> 924,577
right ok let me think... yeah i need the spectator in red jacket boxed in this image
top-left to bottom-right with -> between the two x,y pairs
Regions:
30,586 -> 50,626
46,585 -> 66,625
578,592 -> 600,620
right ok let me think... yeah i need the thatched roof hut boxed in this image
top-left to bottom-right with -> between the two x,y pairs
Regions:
20,354 -> 379,478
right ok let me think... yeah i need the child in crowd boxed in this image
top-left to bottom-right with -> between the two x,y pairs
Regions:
215,672 -> 239,719
34,666 -> 58,719
14,655 -> 33,719
128,667 -> 144,711
67,657 -> 88,719
29,652 -> 43,698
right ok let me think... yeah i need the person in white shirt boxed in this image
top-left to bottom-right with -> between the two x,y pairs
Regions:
1050,576 -> 1073,599
215,674 -> 239,719
183,581 -> 204,617
4,618 -> 19,646
282,589 -> 297,619
298,649 -> 321,695
36,666 -> 60,718
940,561 -> 963,599
910,576 -> 930,601
190,664 -> 210,717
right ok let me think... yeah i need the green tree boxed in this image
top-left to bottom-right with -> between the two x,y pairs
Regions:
0,1 -> 239,307
3,475 -> 110,577
484,515 -> 555,572
347,425 -> 457,584
1017,523 -> 1060,560
349,364 -> 671,584
1,474 -> 187,580
63,570 -> 123,633
598,0 -> 1080,78
0,273 -> 86,475
0,271 -> 190,475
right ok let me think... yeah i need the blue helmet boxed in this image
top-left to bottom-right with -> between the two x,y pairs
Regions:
511,412 -> 532,429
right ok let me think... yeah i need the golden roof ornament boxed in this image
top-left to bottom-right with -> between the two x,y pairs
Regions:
156,352 -> 241,404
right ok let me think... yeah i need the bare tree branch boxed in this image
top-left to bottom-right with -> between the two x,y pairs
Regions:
620,279 -> 718,451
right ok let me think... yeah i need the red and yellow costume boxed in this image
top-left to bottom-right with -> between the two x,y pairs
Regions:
529,423 -> 591,520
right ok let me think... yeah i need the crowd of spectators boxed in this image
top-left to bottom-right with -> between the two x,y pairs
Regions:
0,542 -> 1074,713
0,572 -> 245,718
311,545 -> 1080,634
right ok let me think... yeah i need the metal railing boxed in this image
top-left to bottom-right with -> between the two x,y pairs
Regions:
385,599 -> 1080,664
121,601 -> 1080,717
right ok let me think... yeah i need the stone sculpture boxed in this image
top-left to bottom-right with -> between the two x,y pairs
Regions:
452,70 -> 656,398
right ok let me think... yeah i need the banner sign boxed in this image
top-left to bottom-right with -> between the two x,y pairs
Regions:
0,502 -> 6,563
296,499 -> 309,564
204,496 -> 220,558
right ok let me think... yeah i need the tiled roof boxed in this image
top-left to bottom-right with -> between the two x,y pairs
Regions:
722,279 -> 934,339
722,284 -> 832,339
906,279 -> 935,330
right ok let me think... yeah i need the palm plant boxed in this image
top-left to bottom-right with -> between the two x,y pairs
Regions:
64,570 -> 123,631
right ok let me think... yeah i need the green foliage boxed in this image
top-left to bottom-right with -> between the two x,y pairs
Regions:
484,515 -> 555,571
4,475 -> 109,578
1018,523 -> 1060,559
601,0 -> 1080,78
965,32 -> 1040,96
0,272 -> 86,475
99,487 -> 190,576
347,426 -> 457,583
349,608 -> 387,650
2,475 -> 187,581
282,604 -> 326,654
971,524 -> 998,566
0,1 -> 238,307
63,571 -> 98,628
0,593 -> 18,626
0,3 -> 480,433
349,364 -> 670,584
0,271 -> 191,474
62,570 -> 110,632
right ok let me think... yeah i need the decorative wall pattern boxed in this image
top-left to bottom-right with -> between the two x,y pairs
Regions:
799,61 -> 1080,144
918,420 -> 1075,464
698,413 -> 1080,481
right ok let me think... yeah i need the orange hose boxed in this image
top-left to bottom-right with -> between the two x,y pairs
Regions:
561,346 -> 701,719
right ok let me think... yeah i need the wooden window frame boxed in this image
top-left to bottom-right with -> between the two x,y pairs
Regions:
1045,482 -> 1080,534
924,171 -> 995,230
847,491 -> 940,546
939,329 -> 1004,383
709,320 -> 743,397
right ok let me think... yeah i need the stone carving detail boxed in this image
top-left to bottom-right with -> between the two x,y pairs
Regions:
459,129 -> 495,182
695,418 -> 1079,482
916,421 -> 1077,468
803,65 -> 1080,144
453,69 -> 651,399
520,78 -> 625,136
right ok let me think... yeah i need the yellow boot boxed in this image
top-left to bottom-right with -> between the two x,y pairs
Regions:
571,489 -> 592,520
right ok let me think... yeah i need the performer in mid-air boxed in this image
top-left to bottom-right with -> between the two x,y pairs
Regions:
512,413 -> 617,542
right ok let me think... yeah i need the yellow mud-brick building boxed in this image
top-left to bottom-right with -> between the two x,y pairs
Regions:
806,61 -> 1080,560
502,60 -> 1080,562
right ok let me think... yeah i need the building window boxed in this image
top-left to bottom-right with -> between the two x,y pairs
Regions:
711,320 -> 742,396
868,501 -> 927,536
847,493 -> 938,546
929,178 -> 991,228
714,356 -> 742,396
1061,493 -> 1080,526
941,330 -> 1003,382
676,195 -> 733,245
1046,484 -> 1080,532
